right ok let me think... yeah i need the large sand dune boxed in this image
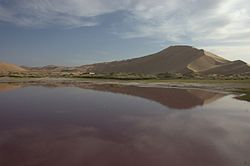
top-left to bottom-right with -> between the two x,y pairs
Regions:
78,46 -> 250,75
2,46 -> 250,75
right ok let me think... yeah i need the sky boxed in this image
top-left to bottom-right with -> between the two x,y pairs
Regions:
0,0 -> 250,66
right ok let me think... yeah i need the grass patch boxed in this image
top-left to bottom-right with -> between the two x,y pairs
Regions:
2,71 -> 250,85
139,79 -> 250,84
233,89 -> 250,102
72,73 -> 157,80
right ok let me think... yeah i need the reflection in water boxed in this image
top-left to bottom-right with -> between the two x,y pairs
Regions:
0,83 -> 20,92
76,84 -> 225,109
0,83 -> 225,109
0,84 -> 250,166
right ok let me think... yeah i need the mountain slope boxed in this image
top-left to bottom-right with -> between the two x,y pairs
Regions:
0,62 -> 26,73
79,45 -> 249,75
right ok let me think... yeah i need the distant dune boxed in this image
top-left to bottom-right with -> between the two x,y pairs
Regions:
0,62 -> 26,73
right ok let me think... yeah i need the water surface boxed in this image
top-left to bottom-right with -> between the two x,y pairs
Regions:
0,83 -> 250,166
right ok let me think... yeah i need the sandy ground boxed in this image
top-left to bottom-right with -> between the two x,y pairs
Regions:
0,77 -> 249,93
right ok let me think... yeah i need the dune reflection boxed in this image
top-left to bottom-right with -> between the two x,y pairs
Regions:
0,83 -> 20,92
0,83 -> 224,109
0,85 -> 249,166
75,84 -> 225,109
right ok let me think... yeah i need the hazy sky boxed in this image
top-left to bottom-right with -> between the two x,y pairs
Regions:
0,0 -> 249,66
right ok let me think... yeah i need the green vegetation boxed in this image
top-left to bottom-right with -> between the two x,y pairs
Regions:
7,72 -> 46,78
140,78 -> 250,84
1,71 -> 250,102
233,89 -> 250,101
156,72 -> 250,80
72,72 -> 157,80
2,71 -> 250,83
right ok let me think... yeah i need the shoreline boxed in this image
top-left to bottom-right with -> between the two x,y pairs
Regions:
1,77 -> 250,102
1,77 -> 250,91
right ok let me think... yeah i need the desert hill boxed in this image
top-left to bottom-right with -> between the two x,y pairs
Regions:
1,46 -> 250,76
77,46 -> 250,75
0,62 -> 26,73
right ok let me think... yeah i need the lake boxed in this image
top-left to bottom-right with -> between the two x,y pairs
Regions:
0,83 -> 250,166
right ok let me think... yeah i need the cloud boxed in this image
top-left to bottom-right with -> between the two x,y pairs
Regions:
0,0 -> 130,28
0,0 -> 249,61
0,0 -> 249,40
120,0 -> 250,62
203,45 -> 250,64
122,0 -> 250,43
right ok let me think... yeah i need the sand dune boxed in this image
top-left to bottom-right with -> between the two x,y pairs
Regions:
80,46 -> 205,74
0,62 -> 26,73
78,45 -> 250,75
2,45 -> 250,75
187,51 -> 229,72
